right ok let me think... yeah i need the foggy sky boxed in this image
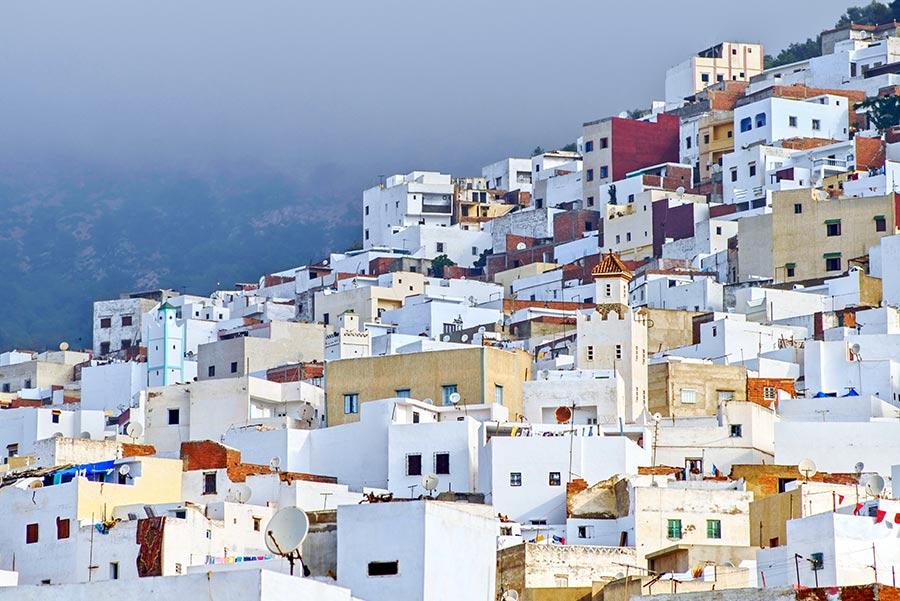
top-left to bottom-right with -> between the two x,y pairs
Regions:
0,0 -> 855,191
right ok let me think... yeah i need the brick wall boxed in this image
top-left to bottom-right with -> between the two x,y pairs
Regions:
553,209 -> 603,245
747,378 -> 796,408
610,114 -> 681,182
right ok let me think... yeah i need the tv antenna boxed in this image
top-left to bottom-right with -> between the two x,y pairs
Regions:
264,507 -> 310,576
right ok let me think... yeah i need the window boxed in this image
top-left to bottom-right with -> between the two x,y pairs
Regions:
253,517 -> 261,532
615,344 -> 622,360
121,315 -> 133,327
788,115 -> 798,127
587,196 -> 594,207
786,265 -> 796,278
323,313 -> 330,325
343,393 -> 359,414
406,454 -> 422,476
704,133 -> 710,144
441,385 -> 458,405
100,317 -> 112,329
395,389 -> 411,398
120,339 -> 131,350
626,232 -> 631,242
825,256 -> 842,272
26,523 -> 38,544
718,390 -> 734,402
167,408 -> 180,425
826,221 -> 841,237
577,525 -> 594,538
471,246 -> 478,256
685,137 -> 692,149
730,168 -> 737,182
368,561 -> 399,577
794,203 -> 803,214
701,73 -> 710,83
599,137 -> 608,149
680,388 -> 697,404
812,119 -> 821,130
667,519 -> 682,540
755,112 -> 767,127
56,517 -> 70,540
110,562 -> 119,580
763,386 -> 777,401
1,384 -> 8,393
412,411 -> 419,423
707,519 -> 722,539
7,443 -> 18,459
51,411 -> 60,424
586,345 -> 594,361
208,365 -> 216,377
585,140 -> 594,152
435,242 -> 444,253
364,205 -> 369,215
24,379 -> 31,389
230,361 -> 238,374
875,216 -> 887,232
510,472 -> 522,486
810,552 -> 824,570
203,472 -> 217,495
100,342 -> 111,355
730,424 -> 743,438
739,117 -> 752,132
549,472 -> 561,486
586,169 -> 594,182
748,162 -> 756,177
495,385 -> 504,404
435,452 -> 450,475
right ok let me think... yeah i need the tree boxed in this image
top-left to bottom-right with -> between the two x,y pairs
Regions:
765,37 -> 821,69
560,142 -> 577,152
857,95 -> 900,130
835,0 -> 893,26
431,254 -> 456,278
531,146 -> 544,157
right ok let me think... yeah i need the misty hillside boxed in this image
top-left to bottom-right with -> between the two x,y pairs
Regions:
0,164 -> 359,351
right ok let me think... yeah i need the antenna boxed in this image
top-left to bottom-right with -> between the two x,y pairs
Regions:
865,474 -> 885,498
264,507 -> 310,576
125,422 -> 143,440
421,474 -> 439,496
798,458 -> 817,481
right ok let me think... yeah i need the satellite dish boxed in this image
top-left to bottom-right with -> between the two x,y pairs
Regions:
866,474 -> 886,497
501,591 -> 519,601
798,458 -> 817,481
850,343 -> 861,354
540,370 -> 550,380
125,422 -> 143,439
854,462 -> 865,475
421,474 -> 439,494
52,432 -> 64,439
449,392 -> 461,405
461,334 -> 469,342
269,457 -> 281,472
675,186 -> 685,198
516,242 -> 527,251
423,398 -> 434,405
80,431 -> 92,439
478,326 -> 486,334
653,412 -> 663,422
232,484 -> 252,503
442,335 -> 451,342
555,406 -> 573,424
264,507 -> 309,575
118,464 -> 131,476
59,341 -> 70,351
29,480 -> 43,489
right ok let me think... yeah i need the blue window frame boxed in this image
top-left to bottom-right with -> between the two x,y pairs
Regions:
739,117 -> 752,132
755,112 -> 767,128
343,393 -> 359,414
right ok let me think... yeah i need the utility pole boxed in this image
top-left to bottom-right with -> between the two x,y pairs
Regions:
873,544 -> 878,582
794,553 -> 801,587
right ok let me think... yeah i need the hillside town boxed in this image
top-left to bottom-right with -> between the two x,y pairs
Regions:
7,19 -> 900,601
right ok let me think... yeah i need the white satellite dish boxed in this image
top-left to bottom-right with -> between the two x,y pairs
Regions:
269,456 -> 282,472
850,343 -> 861,355
423,398 -> 434,405
516,242 -> 527,251
675,186 -> 685,198
118,464 -> 131,476
52,432 -> 64,439
652,412 -> 663,423
421,474 -> 439,494
231,484 -> 252,503
80,431 -> 92,439
442,335 -> 451,342
478,326 -> 486,334
125,422 -> 143,439
501,591 -> 519,601
461,334 -> 469,342
264,507 -> 310,575
540,370 -> 550,380
449,392 -> 462,405
798,458 -> 817,481
854,461 -> 865,475
866,474 -> 886,497
59,341 -> 70,351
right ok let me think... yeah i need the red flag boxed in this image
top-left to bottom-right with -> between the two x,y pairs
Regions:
854,503 -> 864,516
837,495 -> 845,504
875,510 -> 887,524
894,513 -> 900,524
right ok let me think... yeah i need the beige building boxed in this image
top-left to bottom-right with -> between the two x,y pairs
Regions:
314,271 -> 426,328
324,346 -> 531,426
0,350 -> 90,394
697,110 -> 736,182
770,189 -> 897,282
645,308 -> 704,354
197,320 -> 325,381
750,481 -> 859,548
648,358 -> 748,417
665,42 -> 764,107
492,263 -> 558,297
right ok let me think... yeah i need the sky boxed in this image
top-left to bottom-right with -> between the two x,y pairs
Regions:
0,0 -> 856,193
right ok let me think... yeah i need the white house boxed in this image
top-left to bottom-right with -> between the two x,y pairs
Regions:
363,171 -> 454,249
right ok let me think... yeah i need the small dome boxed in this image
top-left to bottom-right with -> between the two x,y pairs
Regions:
591,252 -> 633,281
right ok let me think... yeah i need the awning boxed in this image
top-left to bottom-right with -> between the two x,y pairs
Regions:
824,218 -> 841,225
823,252 -> 842,259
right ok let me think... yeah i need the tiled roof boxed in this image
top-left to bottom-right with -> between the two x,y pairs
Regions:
591,253 -> 633,281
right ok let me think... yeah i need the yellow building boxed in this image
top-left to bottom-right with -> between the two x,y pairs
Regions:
325,346 -> 531,425
492,262 -> 558,297
314,272 -> 425,328
648,358 -> 748,417
771,189 -> 897,282
697,111 -> 735,181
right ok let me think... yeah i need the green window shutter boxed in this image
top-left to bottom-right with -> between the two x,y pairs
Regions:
707,519 -> 721,539
667,519 -> 682,539
785,262 -> 796,268
823,252 -> 842,259
824,218 -> 841,225
874,215 -> 886,221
